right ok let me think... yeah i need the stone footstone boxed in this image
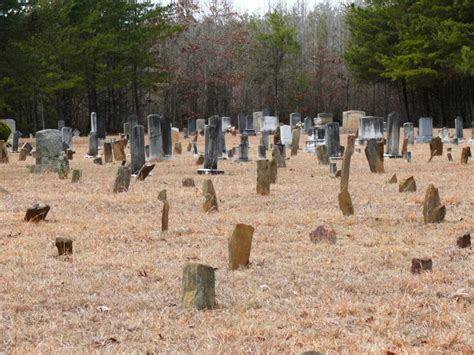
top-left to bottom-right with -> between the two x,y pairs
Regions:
447,152 -> 453,161
270,158 -> 277,184
182,178 -> 195,187
57,152 -> 69,179
71,169 -> 82,183
423,184 -> 446,224
19,148 -> 28,161
158,189 -> 167,202
162,200 -> 170,232
329,162 -> 337,177
25,203 -> 50,222
429,137 -> 443,157
93,157 -> 103,165
456,234 -> 471,248
228,224 -> 255,270
181,263 -> 215,310
202,179 -> 218,212
309,225 -> 336,244
272,146 -> 285,168
113,166 -> 131,193
174,141 -> 182,154
404,151 -> 412,162
136,164 -> 155,181
388,174 -> 397,184
411,257 -> 432,274
66,149 -> 74,160
55,237 -> 73,256
196,154 -> 204,165
461,146 -> 471,164
256,160 -> 271,195
0,140 -> 9,163
316,145 -> 329,165
338,187 -> 354,216
399,176 -> 416,192
365,139 -> 384,173
187,142 -> 192,152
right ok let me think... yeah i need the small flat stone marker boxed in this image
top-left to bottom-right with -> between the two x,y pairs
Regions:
158,189 -> 167,202
411,257 -> 433,274
196,154 -> 204,165
182,177 -> 195,187
181,263 -> 215,310
228,224 -> 255,270
202,179 -> 218,212
113,166 -> 131,193
309,225 -> 336,244
399,176 -> 416,192
71,169 -> 82,183
456,234 -> 471,248
25,203 -> 50,222
174,141 -> 182,154
270,158 -> 277,183
55,237 -> 73,256
136,164 -> 155,181
256,160 -> 271,195
93,157 -> 103,165
461,146 -> 471,164
388,174 -> 397,184
423,184 -> 446,223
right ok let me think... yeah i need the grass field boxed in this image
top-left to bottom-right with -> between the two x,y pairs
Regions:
1,131 -> 473,353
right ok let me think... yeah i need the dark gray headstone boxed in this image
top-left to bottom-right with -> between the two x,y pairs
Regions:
160,116 -> 172,159
198,115 -> 224,174
385,112 -> 401,157
325,123 -> 341,158
87,131 -> 98,157
130,125 -> 145,174
147,114 -> 163,160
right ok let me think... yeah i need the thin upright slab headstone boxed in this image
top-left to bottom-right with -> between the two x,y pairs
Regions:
57,152 -> 69,179
228,224 -> 255,270
71,169 -> 82,183
198,116 -> 224,174
90,112 -> 97,132
280,125 -> 292,146
439,127 -> 449,143
290,128 -> 301,156
162,200 -> 170,232
188,117 -> 196,135
35,129 -> 62,172
272,146 -> 285,168
385,112 -> 401,158
365,139 -> 384,173
181,263 -> 215,310
245,115 -> 256,136
270,158 -> 277,183
87,131 -> 98,157
256,160 -> 271,195
61,127 -> 73,150
340,135 -> 355,191
303,116 -> 313,134
403,122 -> 414,145
123,122 -> 130,136
237,114 -> 246,133
147,114 -> 163,160
423,184 -> 446,223
325,123 -> 341,158
57,120 -> 65,130
461,146 -> 471,164
130,125 -> 145,174
238,133 -> 250,162
455,116 -> 463,139
11,131 -> 21,152
202,179 -> 218,212
113,166 -> 131,193
160,116 -> 172,159
290,112 -> 301,127
357,116 -> 384,144
103,142 -> 113,163
416,117 -> 433,143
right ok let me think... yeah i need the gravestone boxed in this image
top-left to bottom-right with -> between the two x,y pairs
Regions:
87,131 -> 98,157
113,166 -> 131,193
128,113 -> 138,131
25,203 -> 50,222
314,113 -> 333,126
198,116 -> 224,174
272,146 -> 285,168
228,224 -> 255,270
325,123 -> 341,158
280,125 -> 292,146
245,115 -> 256,136
55,237 -> 73,256
34,129 -> 62,172
290,112 -> 301,127
290,128 -> 301,156
262,116 -> 279,132
256,160 -> 271,195
130,125 -> 145,174
182,177 -> 195,187
181,263 -> 215,310
258,144 -> 266,159
57,152 -> 69,179
202,179 -> 218,211
112,138 -> 127,161
147,114 -> 163,161
90,112 -> 97,133
357,116 -> 384,144
340,135 -> 355,191
455,116 -> 463,139
461,146 -> 471,164
71,169 -> 82,183
252,112 -> 262,133
423,184 -> 446,223
57,120 -> 65,130
399,176 -> 416,192
188,117 -> 196,135
222,116 -> 231,132
365,139 -> 384,173
342,110 -> 365,130
160,116 -> 172,159
61,127 -> 73,150
196,118 -> 206,134
403,122 -> 414,145
137,164 -> 155,181
123,122 -> 130,136
338,187 -> 354,216
103,142 -> 113,163
1,119 -> 16,144
237,113 -> 246,133
411,257 -> 432,274
96,114 -> 106,139
303,116 -> 313,134
261,131 -> 269,150
270,157 -> 277,183
238,132 -> 250,162
11,131 -> 21,152
430,136 -> 443,156
316,145 -> 329,165
174,141 -> 182,154
416,117 -> 433,143
385,112 -> 402,158
439,127 -> 449,143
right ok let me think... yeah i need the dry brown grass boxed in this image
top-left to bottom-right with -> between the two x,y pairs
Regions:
0,131 -> 473,353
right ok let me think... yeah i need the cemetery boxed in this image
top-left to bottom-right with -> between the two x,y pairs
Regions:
0,112 -> 473,353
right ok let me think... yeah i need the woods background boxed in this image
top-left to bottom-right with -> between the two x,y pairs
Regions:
1,0 -> 473,134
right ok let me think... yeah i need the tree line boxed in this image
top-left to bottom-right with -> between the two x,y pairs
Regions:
1,0 -> 472,134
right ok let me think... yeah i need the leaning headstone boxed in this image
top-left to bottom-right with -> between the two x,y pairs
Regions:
112,139 -> 127,161
325,123 -> 341,158
57,152 -> 69,179
181,263 -> 215,310
403,122 -> 415,145
340,135 -> 355,191
429,136 -> 443,156
399,176 -> 416,192
130,125 -> 145,174
147,114 -> 163,161
55,237 -> 73,256
35,129 -> 62,172
228,224 -> 255,270
455,116 -> 463,139
113,166 -> 132,193
290,128 -> 301,156
385,112 -> 401,158
461,146 -> 471,164
280,125 -> 292,146
24,203 -> 50,222
365,139 -> 384,173
423,184 -> 446,223
202,179 -> 218,212
416,117 -> 433,143
338,187 -> 354,216
198,116 -> 224,174
411,257 -> 432,274
136,164 -> 155,181
256,160 -> 271,195
71,169 -> 82,183
357,116 -> 384,144
87,131 -> 98,157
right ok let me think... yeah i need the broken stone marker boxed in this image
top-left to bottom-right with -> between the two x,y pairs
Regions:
202,179 -> 218,212
461,146 -> 471,164
411,257 -> 433,274
55,237 -> 73,256
388,174 -> 397,184
456,234 -> 471,248
182,177 -> 195,187
256,160 -> 271,195
228,224 -> 255,270
136,164 -> 155,181
399,176 -> 416,192
113,166 -> 132,193
71,169 -> 82,183
429,136 -> 443,157
181,263 -> 215,310
162,200 -> 170,232
309,225 -> 336,244
25,203 -> 50,222
423,184 -> 446,224
338,187 -> 354,216
57,152 -> 69,179
365,139 -> 384,173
